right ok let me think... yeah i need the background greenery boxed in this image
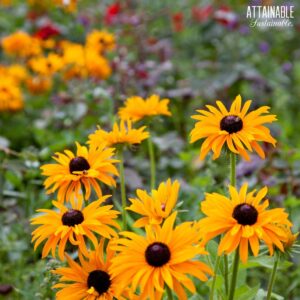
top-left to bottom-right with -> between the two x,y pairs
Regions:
0,0 -> 299,299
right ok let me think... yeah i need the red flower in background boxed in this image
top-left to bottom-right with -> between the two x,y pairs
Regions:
214,6 -> 238,28
104,2 -> 121,25
192,5 -> 213,23
172,12 -> 184,32
34,23 -> 60,40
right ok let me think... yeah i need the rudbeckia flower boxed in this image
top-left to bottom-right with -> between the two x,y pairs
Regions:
41,142 -> 119,202
190,95 -> 277,160
118,94 -> 171,122
88,120 -> 149,148
126,179 -> 180,227
198,183 -> 292,263
31,195 -> 120,261
52,239 -> 132,300
110,212 -> 213,300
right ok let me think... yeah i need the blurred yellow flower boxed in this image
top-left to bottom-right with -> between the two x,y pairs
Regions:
7,64 -> 28,83
85,49 -> 112,80
53,0 -> 77,12
28,53 -> 64,76
86,30 -> 116,54
1,31 -> 41,57
88,120 -> 149,148
62,42 -> 87,79
26,76 -> 52,95
118,94 -> 171,122
0,76 -> 23,112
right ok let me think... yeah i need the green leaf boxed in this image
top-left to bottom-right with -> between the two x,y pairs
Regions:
234,284 -> 260,300
5,170 -> 22,188
255,289 -> 284,300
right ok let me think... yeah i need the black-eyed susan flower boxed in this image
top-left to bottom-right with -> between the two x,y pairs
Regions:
110,212 -> 213,300
86,30 -> 116,53
41,142 -> 119,202
190,95 -> 277,160
198,183 -> 292,263
31,195 -> 120,261
52,239 -> 132,300
118,94 -> 171,122
88,120 -> 149,148
126,179 -> 179,227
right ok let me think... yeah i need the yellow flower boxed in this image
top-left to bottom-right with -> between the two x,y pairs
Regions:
85,49 -> 111,80
1,31 -> 41,57
190,95 -> 277,160
53,0 -> 77,12
6,64 -> 28,83
31,196 -> 120,261
0,76 -> 23,112
118,94 -> 171,122
110,212 -> 213,300
26,76 -> 52,95
198,183 -> 292,263
52,240 -> 136,300
272,224 -> 299,251
0,0 -> 12,6
127,179 -> 180,227
88,120 -> 149,148
62,42 -> 87,79
41,142 -> 119,202
86,30 -> 116,54
28,53 -> 64,76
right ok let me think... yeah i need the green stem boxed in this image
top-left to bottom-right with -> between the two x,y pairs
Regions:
209,255 -> 221,300
266,255 -> 279,300
224,254 -> 229,295
165,285 -> 174,300
118,149 -> 127,230
228,249 -> 240,300
230,153 -> 236,187
223,153 -> 236,295
147,134 -> 156,190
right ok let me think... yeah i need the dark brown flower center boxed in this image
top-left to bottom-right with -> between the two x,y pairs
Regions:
145,242 -> 171,267
69,156 -> 90,174
62,209 -> 84,227
220,115 -> 243,134
232,204 -> 258,226
87,270 -> 111,295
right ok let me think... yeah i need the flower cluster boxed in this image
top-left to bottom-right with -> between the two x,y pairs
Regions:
31,95 -> 297,299
0,29 -> 115,112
